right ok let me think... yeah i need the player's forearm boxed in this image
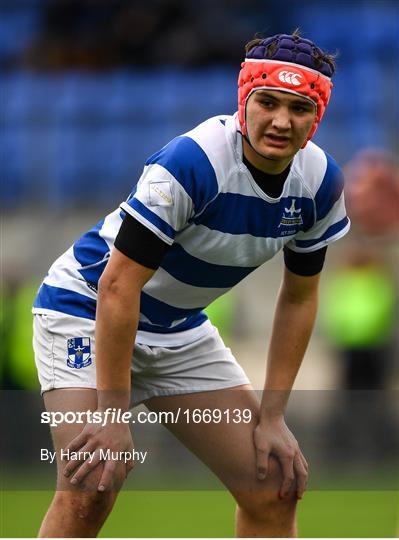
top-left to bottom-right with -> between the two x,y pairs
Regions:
95,279 -> 140,411
260,288 -> 318,419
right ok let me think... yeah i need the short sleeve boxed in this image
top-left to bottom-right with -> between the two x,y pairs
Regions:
120,136 -> 219,245
287,153 -> 350,253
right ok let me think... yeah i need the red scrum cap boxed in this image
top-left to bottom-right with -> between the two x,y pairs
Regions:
238,34 -> 334,147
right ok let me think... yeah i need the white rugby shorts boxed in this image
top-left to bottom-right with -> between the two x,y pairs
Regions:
33,314 -> 250,405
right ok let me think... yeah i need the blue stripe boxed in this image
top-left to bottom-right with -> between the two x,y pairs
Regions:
139,291 -> 207,332
145,136 -> 218,214
34,284 -> 208,332
161,243 -> 257,288
192,193 -> 315,237
315,153 -> 344,221
294,216 -> 349,248
73,219 -> 111,286
127,198 -> 176,240
34,284 -> 96,320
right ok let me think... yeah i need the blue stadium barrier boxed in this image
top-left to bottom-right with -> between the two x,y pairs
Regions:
2,59 -> 398,209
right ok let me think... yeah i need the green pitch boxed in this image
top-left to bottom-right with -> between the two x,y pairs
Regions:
1,490 -> 398,537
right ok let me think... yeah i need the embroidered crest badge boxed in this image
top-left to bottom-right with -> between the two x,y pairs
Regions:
279,198 -> 303,227
67,337 -> 92,369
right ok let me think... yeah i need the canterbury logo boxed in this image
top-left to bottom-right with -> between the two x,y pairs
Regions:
278,71 -> 302,86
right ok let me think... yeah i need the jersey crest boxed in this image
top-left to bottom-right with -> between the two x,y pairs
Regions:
279,198 -> 303,227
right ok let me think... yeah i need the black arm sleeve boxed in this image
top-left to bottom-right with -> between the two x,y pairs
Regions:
283,246 -> 327,276
114,213 -> 171,270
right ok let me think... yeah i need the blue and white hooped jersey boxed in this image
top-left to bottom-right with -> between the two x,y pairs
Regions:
33,114 -> 350,346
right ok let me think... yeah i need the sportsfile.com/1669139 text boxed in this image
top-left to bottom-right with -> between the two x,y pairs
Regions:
41,408 -> 253,428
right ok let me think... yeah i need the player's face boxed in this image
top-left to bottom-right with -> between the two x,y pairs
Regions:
244,90 -> 316,172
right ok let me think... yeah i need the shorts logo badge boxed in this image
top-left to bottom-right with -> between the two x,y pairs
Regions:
67,337 -> 92,369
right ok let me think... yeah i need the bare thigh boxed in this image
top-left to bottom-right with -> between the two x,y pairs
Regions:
39,388 -> 122,538
145,384 -> 282,498
44,388 -> 105,491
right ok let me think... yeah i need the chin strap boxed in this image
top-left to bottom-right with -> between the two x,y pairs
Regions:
242,132 -> 278,161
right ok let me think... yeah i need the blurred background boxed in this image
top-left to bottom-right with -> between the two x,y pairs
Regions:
1,0 -> 399,537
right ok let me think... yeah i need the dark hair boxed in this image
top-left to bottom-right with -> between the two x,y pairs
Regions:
245,29 -> 337,77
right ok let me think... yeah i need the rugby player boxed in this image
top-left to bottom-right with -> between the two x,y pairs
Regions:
33,30 -> 350,537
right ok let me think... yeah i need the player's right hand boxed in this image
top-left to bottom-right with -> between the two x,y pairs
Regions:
62,414 -> 135,492
253,415 -> 308,500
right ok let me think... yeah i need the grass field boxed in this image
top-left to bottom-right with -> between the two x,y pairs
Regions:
1,490 -> 398,537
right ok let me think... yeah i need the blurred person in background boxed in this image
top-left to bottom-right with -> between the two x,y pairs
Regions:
320,149 -> 398,458
32,31 -> 350,538
345,149 -> 399,238
322,149 -> 398,390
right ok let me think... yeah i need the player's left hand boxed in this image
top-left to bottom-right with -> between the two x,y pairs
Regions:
253,416 -> 308,499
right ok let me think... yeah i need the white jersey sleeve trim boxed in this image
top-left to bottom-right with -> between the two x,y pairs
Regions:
120,202 -> 174,246
288,218 -> 350,253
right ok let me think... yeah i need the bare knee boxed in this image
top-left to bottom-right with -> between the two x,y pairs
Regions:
53,489 -> 116,525
235,457 -> 297,523
39,467 -> 119,537
237,490 -> 297,525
